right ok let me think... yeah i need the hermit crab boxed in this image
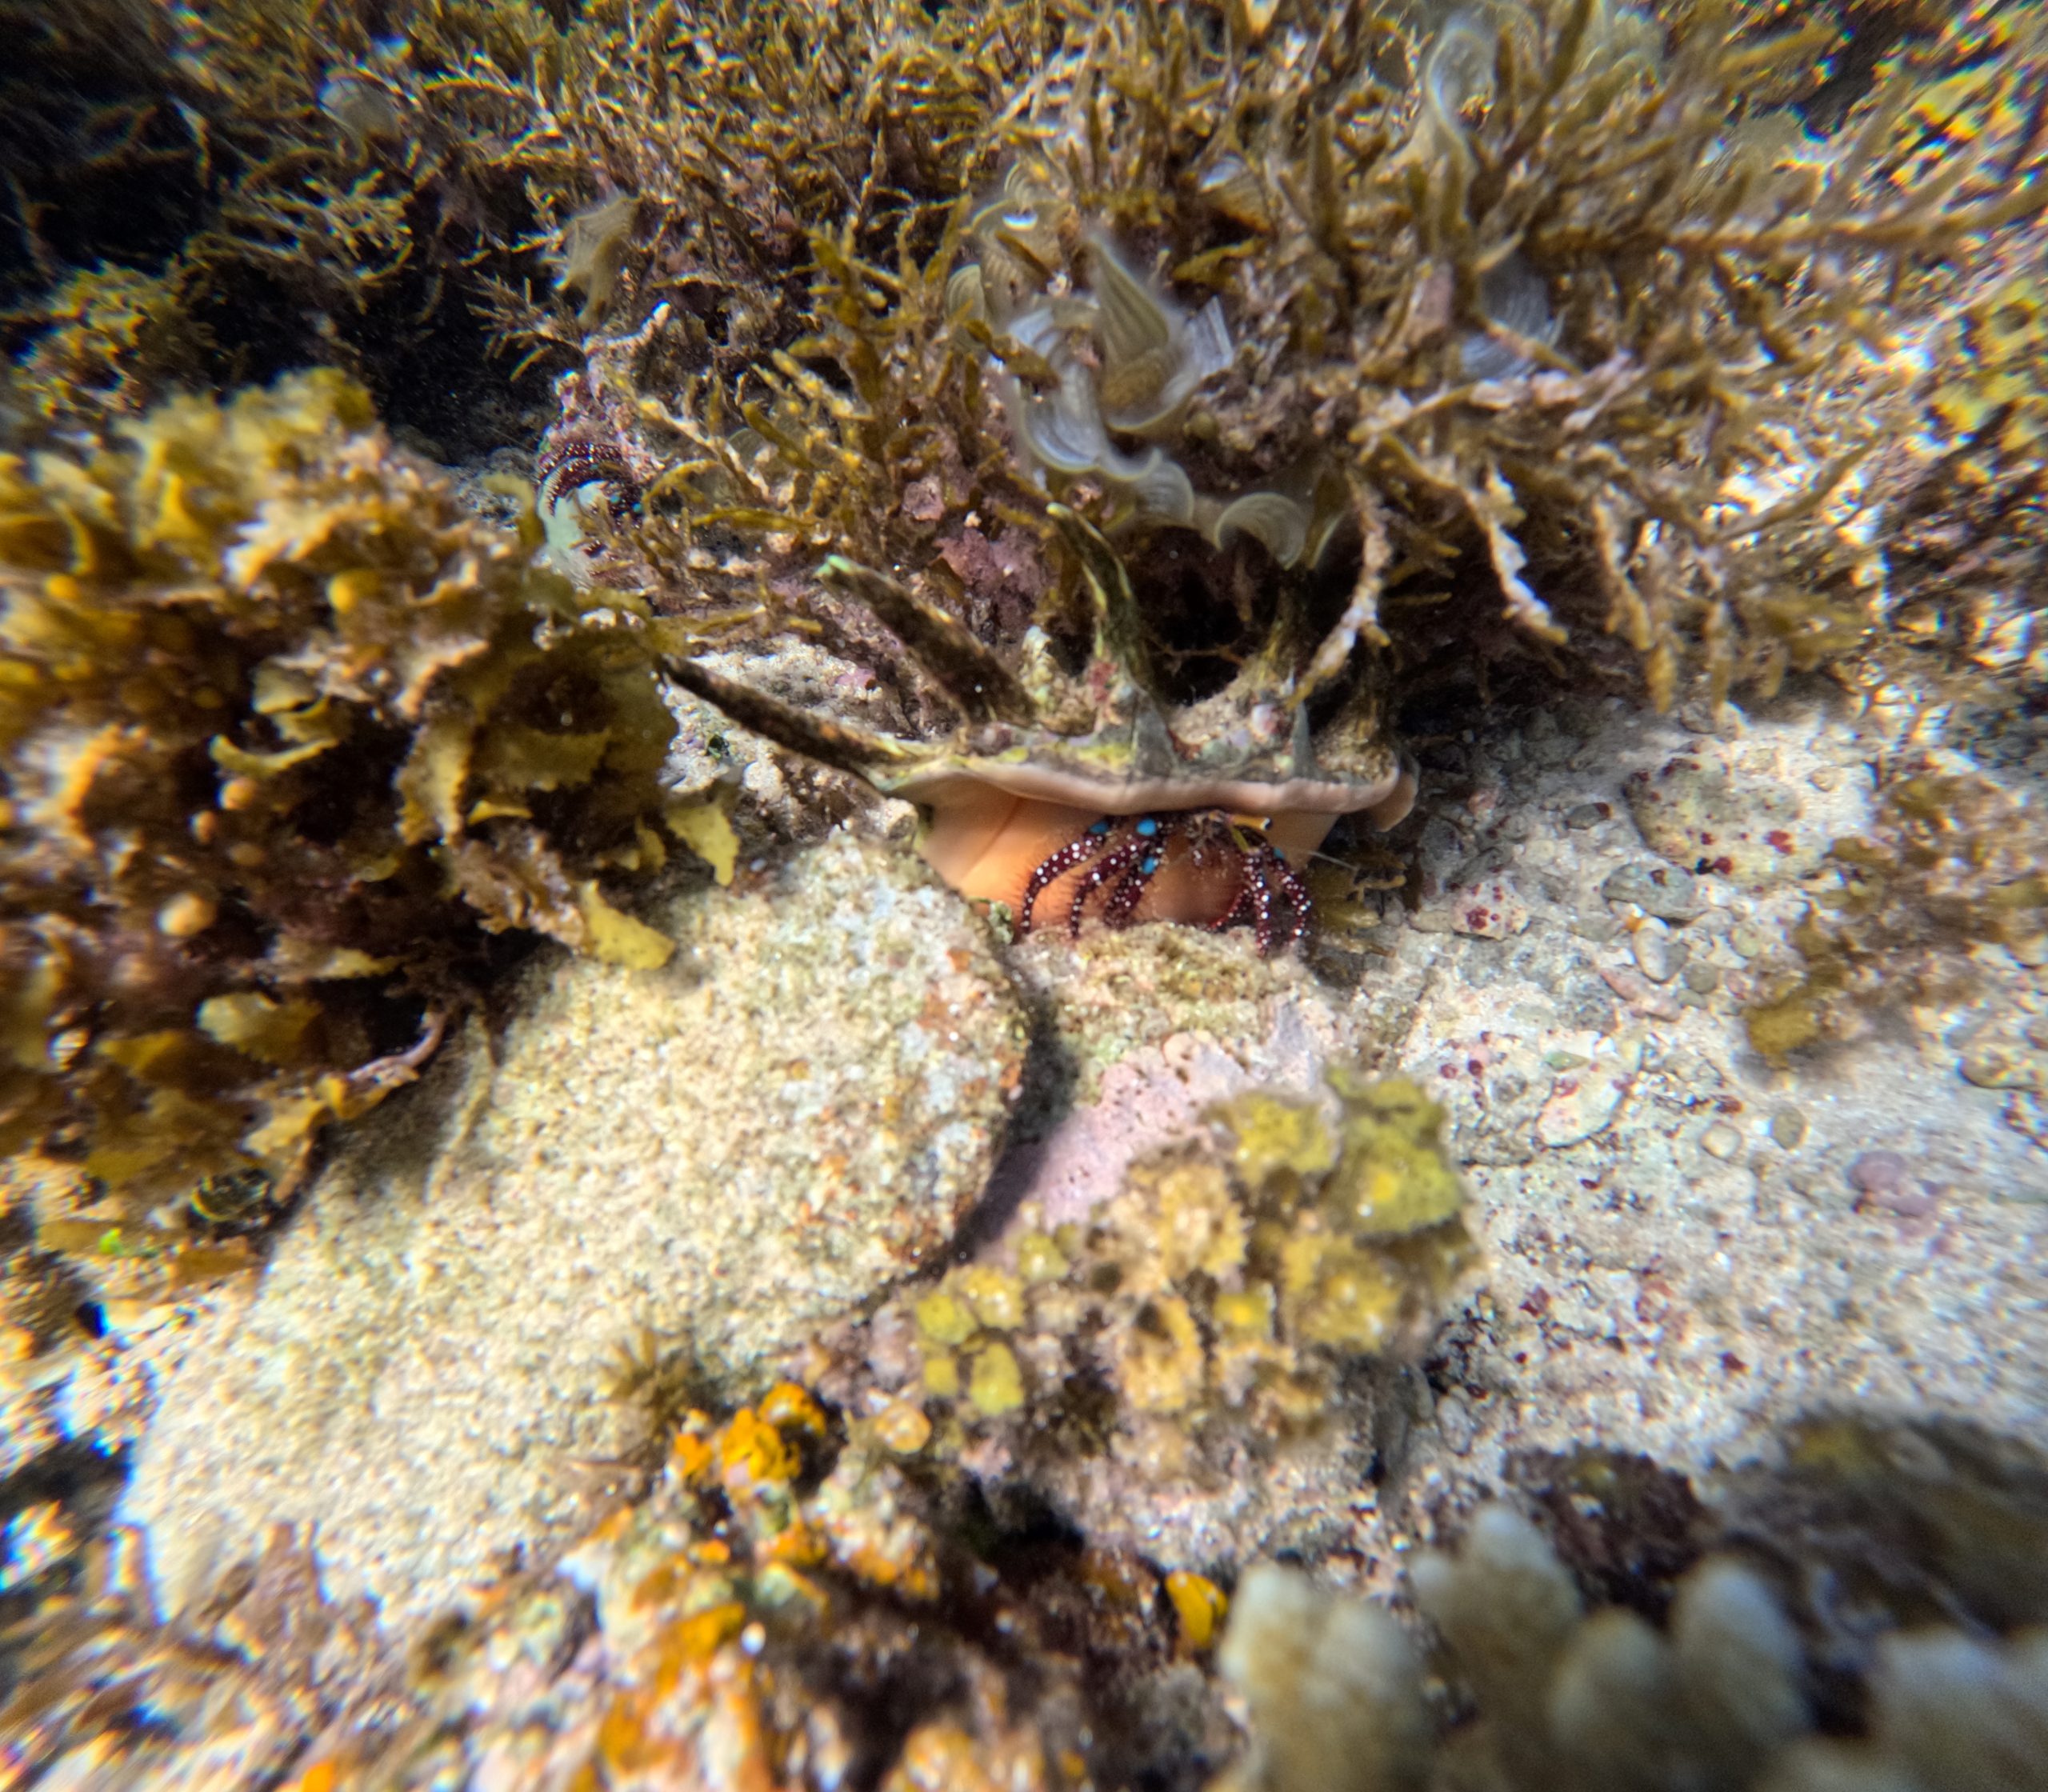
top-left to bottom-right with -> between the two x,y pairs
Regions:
657,169 -> 1419,953
661,505 -> 1415,954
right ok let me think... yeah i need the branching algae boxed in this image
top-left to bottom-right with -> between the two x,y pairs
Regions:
541,0 -> 2047,941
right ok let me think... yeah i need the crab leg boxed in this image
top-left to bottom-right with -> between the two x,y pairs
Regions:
1065,815 -> 1169,938
1244,855 -> 1278,954
1018,818 -> 1114,934
1255,843 -> 1312,949
1067,835 -> 1149,937
1102,825 -> 1173,930
1210,874 -> 1254,936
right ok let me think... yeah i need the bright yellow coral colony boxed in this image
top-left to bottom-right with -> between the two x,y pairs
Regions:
0,370 -> 710,1289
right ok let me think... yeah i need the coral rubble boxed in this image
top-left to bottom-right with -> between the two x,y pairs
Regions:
12,1390 -> 1216,1792
22,1395 -> 2048,1790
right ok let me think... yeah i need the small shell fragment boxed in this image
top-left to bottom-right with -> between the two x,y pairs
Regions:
1166,1570 -> 1229,1650
874,1402 -> 932,1454
1699,1122 -> 1743,1161
1534,1030 -> 1642,1148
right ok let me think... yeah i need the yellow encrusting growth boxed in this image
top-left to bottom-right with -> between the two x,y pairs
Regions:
902,1070 -> 1474,1446
1745,760 -> 2048,1062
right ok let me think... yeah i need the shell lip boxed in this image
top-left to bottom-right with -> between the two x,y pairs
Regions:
884,760 -> 1406,818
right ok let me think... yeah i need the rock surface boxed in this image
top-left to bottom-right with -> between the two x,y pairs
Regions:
120,833 -> 1027,1632
914,690 -> 2048,1593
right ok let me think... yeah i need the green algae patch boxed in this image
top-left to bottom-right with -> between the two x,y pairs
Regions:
1219,1092 -> 1338,1190
1324,1074 -> 1467,1237
894,1066 -> 1474,1453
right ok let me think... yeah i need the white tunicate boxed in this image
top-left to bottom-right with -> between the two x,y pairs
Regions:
1870,1629 -> 2048,1792
1672,1558 -> 1813,1774
1549,1606 -> 1686,1786
1413,1504 -> 1582,1728
1211,490 -> 1310,568
1460,253 -> 1558,380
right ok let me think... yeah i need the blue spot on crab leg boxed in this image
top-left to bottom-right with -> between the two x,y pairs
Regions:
1066,834 -> 1150,938
1104,838 -> 1170,930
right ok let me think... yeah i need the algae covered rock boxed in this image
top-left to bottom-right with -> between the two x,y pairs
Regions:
118,831 -> 1026,1634
0,370 -> 699,1247
820,1067 -> 1474,1573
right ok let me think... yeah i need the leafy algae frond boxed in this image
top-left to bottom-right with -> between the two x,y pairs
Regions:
0,370 -> 694,1259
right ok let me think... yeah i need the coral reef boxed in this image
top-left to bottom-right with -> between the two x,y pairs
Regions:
913,1070 -> 1469,1430
518,0 -> 2038,942
6,2 -> 2048,1783
630,0 -> 2038,697
23,1388 -> 2048,1790
346,1391 -> 1081,1791
0,370 -> 698,1267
